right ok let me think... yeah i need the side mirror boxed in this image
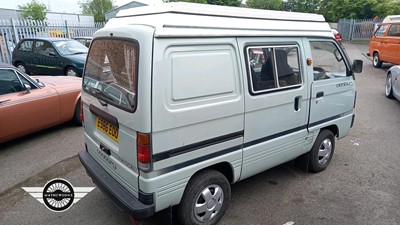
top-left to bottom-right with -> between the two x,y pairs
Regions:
24,84 -> 31,94
49,51 -> 57,57
352,59 -> 363,73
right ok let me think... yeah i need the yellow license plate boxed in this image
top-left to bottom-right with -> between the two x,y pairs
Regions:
96,117 -> 119,142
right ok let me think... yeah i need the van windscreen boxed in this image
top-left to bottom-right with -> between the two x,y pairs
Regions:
83,38 -> 139,112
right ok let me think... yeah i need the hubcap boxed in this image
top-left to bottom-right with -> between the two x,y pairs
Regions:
318,138 -> 332,165
67,69 -> 77,76
373,54 -> 379,66
386,74 -> 392,96
17,65 -> 26,73
194,184 -> 224,222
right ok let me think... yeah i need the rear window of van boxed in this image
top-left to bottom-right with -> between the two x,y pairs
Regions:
83,38 -> 139,112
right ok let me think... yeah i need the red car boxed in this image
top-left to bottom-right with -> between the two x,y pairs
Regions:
332,29 -> 342,43
0,63 -> 82,143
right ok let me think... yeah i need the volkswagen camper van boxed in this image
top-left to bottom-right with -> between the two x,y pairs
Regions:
368,15 -> 400,68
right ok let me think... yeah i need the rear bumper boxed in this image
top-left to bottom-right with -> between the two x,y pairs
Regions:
79,151 -> 155,219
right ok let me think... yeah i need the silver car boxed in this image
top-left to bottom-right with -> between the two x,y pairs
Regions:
386,65 -> 400,101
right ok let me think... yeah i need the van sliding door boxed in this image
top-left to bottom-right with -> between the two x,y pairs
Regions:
238,37 -> 309,180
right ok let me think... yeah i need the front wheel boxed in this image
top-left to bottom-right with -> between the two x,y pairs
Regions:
65,67 -> 79,77
385,73 -> 394,99
301,129 -> 335,173
177,170 -> 231,225
373,52 -> 383,68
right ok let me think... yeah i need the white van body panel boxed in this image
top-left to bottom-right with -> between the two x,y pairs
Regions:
79,2 -> 358,221
147,37 -> 244,210
82,25 -> 155,198
236,37 -> 310,180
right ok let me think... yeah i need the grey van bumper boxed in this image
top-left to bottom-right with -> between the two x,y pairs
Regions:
79,151 -> 155,219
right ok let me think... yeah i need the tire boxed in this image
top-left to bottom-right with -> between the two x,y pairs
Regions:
65,67 -> 79,77
373,52 -> 383,68
177,170 -> 231,225
385,72 -> 394,99
16,62 -> 29,74
72,99 -> 82,126
307,129 -> 335,173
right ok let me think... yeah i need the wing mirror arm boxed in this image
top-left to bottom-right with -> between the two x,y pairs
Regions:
24,84 -> 31,94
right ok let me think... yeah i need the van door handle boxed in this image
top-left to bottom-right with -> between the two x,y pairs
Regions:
294,96 -> 301,111
316,91 -> 324,98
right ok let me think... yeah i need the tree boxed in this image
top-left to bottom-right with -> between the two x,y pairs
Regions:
208,0 -> 242,7
79,0 -> 115,22
246,0 -> 283,10
319,0 -> 384,22
171,0 -> 240,6
171,0 -> 207,3
18,0 -> 47,21
286,0 -> 320,13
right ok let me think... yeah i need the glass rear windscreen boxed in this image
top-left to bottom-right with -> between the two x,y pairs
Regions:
83,38 -> 139,112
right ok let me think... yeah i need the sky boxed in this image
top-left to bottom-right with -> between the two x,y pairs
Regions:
0,0 -> 133,14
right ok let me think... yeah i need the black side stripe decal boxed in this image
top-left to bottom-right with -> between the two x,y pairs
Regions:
243,125 -> 307,148
153,113 -> 348,174
308,114 -> 342,128
152,131 -> 244,162
155,145 -> 242,175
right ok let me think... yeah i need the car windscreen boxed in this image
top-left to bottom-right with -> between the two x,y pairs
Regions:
82,38 -> 139,112
53,40 -> 88,55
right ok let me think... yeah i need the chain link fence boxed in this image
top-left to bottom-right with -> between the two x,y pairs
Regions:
0,19 -> 104,64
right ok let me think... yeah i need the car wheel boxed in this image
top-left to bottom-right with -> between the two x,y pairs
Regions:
177,170 -> 230,225
72,99 -> 82,126
16,62 -> 29,74
307,129 -> 335,173
65,67 -> 79,77
373,52 -> 383,68
385,72 -> 394,99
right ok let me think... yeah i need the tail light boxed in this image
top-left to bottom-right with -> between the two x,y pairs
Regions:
137,132 -> 151,171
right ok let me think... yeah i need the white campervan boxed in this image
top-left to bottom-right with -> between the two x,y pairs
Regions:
79,3 -> 363,225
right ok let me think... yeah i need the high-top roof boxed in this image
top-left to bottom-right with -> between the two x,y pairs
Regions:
102,2 -> 332,38
116,2 -> 325,22
382,15 -> 400,23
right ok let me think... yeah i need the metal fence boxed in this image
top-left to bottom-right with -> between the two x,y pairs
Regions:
338,18 -> 382,42
0,19 -> 104,64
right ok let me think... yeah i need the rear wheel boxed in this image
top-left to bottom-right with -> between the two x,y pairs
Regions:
177,170 -> 230,225
373,52 -> 383,68
385,72 -> 394,99
65,67 -> 79,77
16,62 -> 29,74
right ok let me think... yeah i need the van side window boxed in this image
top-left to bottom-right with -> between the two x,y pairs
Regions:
375,25 -> 387,37
247,46 -> 302,92
310,41 -> 347,80
388,24 -> 400,37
